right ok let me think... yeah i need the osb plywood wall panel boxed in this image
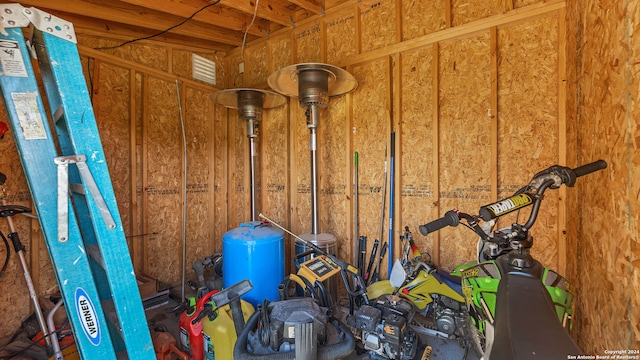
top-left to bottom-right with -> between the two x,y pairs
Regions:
268,35 -> 293,73
95,63 -> 133,240
401,1 -> 447,41
77,34 -> 170,73
184,86 -> 215,264
575,0 -> 639,351
295,23 -> 322,63
291,106 -> 312,235
350,59 -> 390,266
497,17 -> 560,269
398,46 -> 436,258
451,0 -> 509,27
260,105 -> 289,226
143,76 -> 183,282
326,10 -> 356,64
212,105 -> 227,253
630,0 -> 640,346
245,42 -> 268,87
437,33 -> 492,268
228,110 -> 250,227
321,96 -> 351,263
359,0 -> 397,53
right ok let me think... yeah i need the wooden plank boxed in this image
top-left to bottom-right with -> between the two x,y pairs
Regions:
432,43 -> 441,265
129,69 -> 141,271
288,0 -> 323,15
395,0 -> 403,43
119,0 -> 268,37
218,0 -> 297,27
12,0 -> 245,46
557,7 -> 568,276
490,27 -> 498,202
354,4 -> 362,55
141,73 -> 150,273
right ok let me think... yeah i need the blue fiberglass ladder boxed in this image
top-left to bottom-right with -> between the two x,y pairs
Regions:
0,4 -> 154,359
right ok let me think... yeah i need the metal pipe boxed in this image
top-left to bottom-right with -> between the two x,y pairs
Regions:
353,152 -> 359,266
2,199 -> 52,349
308,104 -> 321,235
249,137 -> 257,221
176,80 -> 187,302
47,298 -> 64,360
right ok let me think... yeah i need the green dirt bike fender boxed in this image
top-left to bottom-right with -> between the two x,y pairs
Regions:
459,260 -> 575,334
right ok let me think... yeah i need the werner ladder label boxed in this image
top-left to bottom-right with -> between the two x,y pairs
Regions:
0,4 -> 154,359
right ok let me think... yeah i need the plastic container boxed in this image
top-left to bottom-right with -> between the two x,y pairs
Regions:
222,221 -> 284,307
202,300 -> 254,360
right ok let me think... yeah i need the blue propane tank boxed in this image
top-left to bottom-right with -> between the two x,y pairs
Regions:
222,221 -> 284,307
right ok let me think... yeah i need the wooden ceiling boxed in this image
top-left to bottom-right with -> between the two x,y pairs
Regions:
7,0 -> 349,53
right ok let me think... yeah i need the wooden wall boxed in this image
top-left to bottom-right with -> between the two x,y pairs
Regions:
229,0 -> 570,278
0,0 -> 637,354
571,0 -> 640,351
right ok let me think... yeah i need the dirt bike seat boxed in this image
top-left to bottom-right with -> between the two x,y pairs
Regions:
489,272 -> 582,359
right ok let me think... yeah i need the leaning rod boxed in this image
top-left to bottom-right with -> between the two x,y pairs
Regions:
176,80 -> 187,302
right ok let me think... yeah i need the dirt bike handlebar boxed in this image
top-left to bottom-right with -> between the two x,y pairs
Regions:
419,160 -> 607,235
418,210 -> 459,235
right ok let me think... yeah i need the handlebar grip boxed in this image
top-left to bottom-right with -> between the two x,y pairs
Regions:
418,210 -> 459,236
573,160 -> 607,178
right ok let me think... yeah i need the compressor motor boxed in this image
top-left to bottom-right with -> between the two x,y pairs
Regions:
348,294 -> 419,360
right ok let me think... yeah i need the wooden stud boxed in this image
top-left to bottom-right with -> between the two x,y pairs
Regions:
320,18 -> 327,62
432,42 -> 441,265
129,69 -> 141,270
557,7 -> 568,276
141,73 -> 149,274
355,3 -> 362,55
490,27 -> 498,202
395,0 -> 403,43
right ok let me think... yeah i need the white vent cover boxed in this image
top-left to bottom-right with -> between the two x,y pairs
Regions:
192,54 -> 216,86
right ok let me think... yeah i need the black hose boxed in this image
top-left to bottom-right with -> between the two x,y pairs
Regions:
0,231 -> 10,283
234,309 -> 355,360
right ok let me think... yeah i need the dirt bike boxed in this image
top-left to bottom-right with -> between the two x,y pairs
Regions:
415,160 -> 607,359
365,225 -> 481,356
